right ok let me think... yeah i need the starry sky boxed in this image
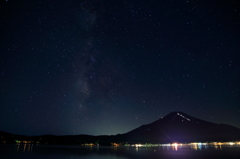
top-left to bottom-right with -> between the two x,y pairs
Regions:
0,0 -> 240,136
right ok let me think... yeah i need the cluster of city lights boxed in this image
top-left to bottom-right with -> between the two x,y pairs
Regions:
128,141 -> 240,151
13,140 -> 240,151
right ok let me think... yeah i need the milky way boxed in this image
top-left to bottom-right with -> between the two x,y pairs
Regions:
0,0 -> 239,136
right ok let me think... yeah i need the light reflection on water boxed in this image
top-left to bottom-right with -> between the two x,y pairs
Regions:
12,142 -> 240,152
128,142 -> 240,151
16,143 -> 34,152
1,143 -> 240,159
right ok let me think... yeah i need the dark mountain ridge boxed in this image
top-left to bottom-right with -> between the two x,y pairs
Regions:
122,112 -> 240,143
1,112 -> 240,144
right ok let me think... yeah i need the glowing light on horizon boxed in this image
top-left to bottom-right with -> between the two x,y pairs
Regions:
127,141 -> 240,150
135,144 -> 143,147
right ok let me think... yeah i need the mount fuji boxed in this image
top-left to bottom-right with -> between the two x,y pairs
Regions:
120,112 -> 240,143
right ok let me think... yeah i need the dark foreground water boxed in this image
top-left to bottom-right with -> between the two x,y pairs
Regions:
1,144 -> 240,159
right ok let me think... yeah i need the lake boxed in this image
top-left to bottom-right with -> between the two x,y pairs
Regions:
1,143 -> 240,159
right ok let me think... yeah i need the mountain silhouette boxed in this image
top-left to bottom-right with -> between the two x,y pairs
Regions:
1,112 -> 240,144
121,111 -> 240,143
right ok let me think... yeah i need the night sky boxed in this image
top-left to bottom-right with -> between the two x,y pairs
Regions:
1,0 -> 240,136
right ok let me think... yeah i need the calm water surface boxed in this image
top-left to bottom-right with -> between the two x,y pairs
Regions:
1,144 -> 240,159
